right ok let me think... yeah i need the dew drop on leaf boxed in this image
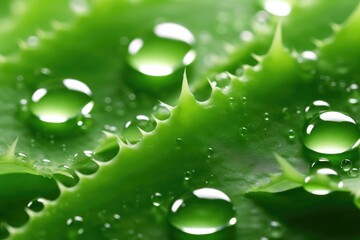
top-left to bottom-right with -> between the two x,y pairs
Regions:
349,168 -> 359,178
340,159 -> 352,172
168,188 -> 237,236
263,0 -> 292,17
127,22 -> 196,87
74,150 -> 99,175
304,163 -> 343,196
15,152 -> 28,162
302,111 -> 360,159
268,220 -> 285,239
66,216 -> 84,236
27,198 -> 45,212
27,79 -> 94,135
304,100 -> 330,120
150,192 -> 163,207
153,102 -> 171,121
121,115 -> 155,144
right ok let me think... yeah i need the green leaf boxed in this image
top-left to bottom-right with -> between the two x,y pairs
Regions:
0,0 -> 360,239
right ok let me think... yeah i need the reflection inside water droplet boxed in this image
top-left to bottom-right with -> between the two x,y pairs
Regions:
168,188 -> 237,236
26,79 -> 94,136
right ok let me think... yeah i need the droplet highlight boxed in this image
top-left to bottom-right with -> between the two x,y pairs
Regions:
168,188 -> 236,236
26,79 -> 94,135
302,111 -> 360,156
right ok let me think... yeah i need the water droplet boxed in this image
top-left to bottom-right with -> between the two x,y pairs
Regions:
66,216 -> 84,236
239,127 -> 248,138
304,100 -> 330,120
287,129 -> 295,141
121,115 -> 156,144
340,159 -> 352,172
269,221 -> 285,239
184,171 -> 192,181
304,164 -> 343,195
211,72 -> 231,89
127,22 -> 196,79
151,192 -> 163,207
153,103 -> 171,121
349,168 -> 359,178
264,0 -> 292,16
74,150 -> 99,175
70,0 -> 89,14
207,147 -> 214,158
27,199 -> 45,212
240,30 -> 254,42
27,79 -> 94,135
15,152 -> 28,162
176,138 -> 184,149
302,111 -> 360,156
298,51 -> 318,73
26,36 -> 39,47
263,112 -> 270,121
113,213 -> 121,221
252,11 -> 272,34
168,188 -> 237,235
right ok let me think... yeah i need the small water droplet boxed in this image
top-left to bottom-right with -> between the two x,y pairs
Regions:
340,159 -> 352,172
287,129 -> 295,141
26,36 -> 39,47
304,100 -> 330,120
176,138 -> 184,149
304,164 -> 343,195
240,30 -> 254,42
66,216 -> 84,236
211,72 -> 231,89
153,103 -> 171,120
302,111 -> 360,157
26,79 -> 94,135
74,150 -> 99,175
27,199 -> 45,212
263,112 -> 270,121
151,192 -> 163,207
349,168 -> 359,178
207,147 -> 214,158
15,152 -> 28,162
121,115 -> 156,144
113,214 -> 121,221
240,127 -> 248,138
269,220 -> 285,239
168,188 -> 237,236
184,171 -> 192,181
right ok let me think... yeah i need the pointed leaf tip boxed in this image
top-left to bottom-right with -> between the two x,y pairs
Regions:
268,21 -> 284,54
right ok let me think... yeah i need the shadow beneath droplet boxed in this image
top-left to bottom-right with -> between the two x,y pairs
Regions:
246,188 -> 360,240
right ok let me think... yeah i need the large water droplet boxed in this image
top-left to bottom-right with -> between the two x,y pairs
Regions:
304,163 -> 343,195
304,100 -> 330,120
168,188 -> 236,236
27,79 -> 94,135
127,23 -> 196,87
302,111 -> 360,157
